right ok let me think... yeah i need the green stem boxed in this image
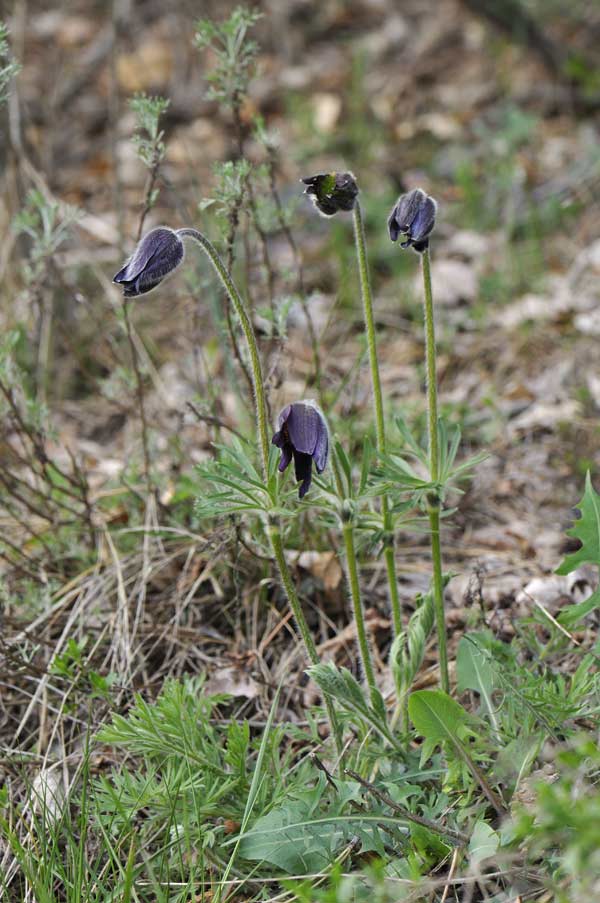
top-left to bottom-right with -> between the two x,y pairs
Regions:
421,247 -> 449,694
177,229 -> 270,478
352,202 -> 402,636
269,530 -> 318,661
332,449 -> 378,704
270,527 -> 343,753
342,523 -> 377,703
122,300 -> 152,497
352,203 -> 385,448
428,507 -> 448,693
179,228 -> 343,751
421,248 -> 439,484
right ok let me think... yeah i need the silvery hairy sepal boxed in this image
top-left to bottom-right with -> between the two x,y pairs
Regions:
388,188 -> 437,253
272,400 -> 329,498
113,227 -> 184,297
301,172 -> 358,216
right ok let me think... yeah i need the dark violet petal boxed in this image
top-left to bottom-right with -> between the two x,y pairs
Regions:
273,401 -> 329,491
293,451 -> 313,498
388,188 -> 436,250
411,238 -> 430,253
302,171 -> 358,216
113,227 -> 184,296
272,428 -> 285,449
301,175 -> 323,188
139,228 -> 180,275
313,417 -> 329,473
276,405 -> 291,432
402,188 -> 427,228
138,239 -> 183,286
122,281 -> 140,298
113,264 -> 131,284
389,189 -> 422,235
114,229 -> 166,282
119,272 -> 165,298
285,404 -> 321,456
134,274 -> 166,295
387,210 -> 401,242
309,194 -> 337,216
278,443 -> 293,473
410,195 -> 437,242
332,173 -> 359,211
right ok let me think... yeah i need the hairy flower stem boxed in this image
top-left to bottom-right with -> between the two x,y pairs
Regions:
342,523 -> 378,704
269,527 -> 343,753
421,247 -> 449,694
121,300 -> 152,497
331,450 -> 378,708
177,228 -> 343,753
352,202 -> 402,636
177,229 -> 270,476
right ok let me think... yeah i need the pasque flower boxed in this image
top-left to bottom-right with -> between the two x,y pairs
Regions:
113,227 -> 184,297
302,172 -> 358,216
388,188 -> 437,252
272,401 -> 329,498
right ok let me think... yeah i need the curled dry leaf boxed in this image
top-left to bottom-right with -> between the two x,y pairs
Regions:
28,768 -> 65,826
511,763 -> 559,814
312,93 -> 342,133
116,40 -> 173,92
205,666 -> 259,700
516,570 -> 594,614
413,259 -> 477,306
508,399 -> 580,433
294,550 -> 343,592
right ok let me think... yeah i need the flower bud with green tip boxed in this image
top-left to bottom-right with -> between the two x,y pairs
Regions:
301,172 -> 358,216
302,168 -> 404,636
272,400 -> 329,498
113,227 -> 184,297
388,188 -> 437,252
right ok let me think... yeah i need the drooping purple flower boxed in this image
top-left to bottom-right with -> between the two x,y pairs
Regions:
272,401 -> 329,498
113,227 -> 184,297
301,172 -> 358,216
388,188 -> 437,252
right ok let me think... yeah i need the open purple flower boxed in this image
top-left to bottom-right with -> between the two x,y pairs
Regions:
388,188 -> 437,252
302,172 -> 358,216
272,401 -> 329,498
113,227 -> 184,297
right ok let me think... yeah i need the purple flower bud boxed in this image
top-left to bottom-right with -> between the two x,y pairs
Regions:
271,400 -> 329,498
388,188 -> 437,252
113,227 -> 184,297
301,172 -> 358,216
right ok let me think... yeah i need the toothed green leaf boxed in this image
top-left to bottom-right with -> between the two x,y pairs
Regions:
555,471 -> 600,627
